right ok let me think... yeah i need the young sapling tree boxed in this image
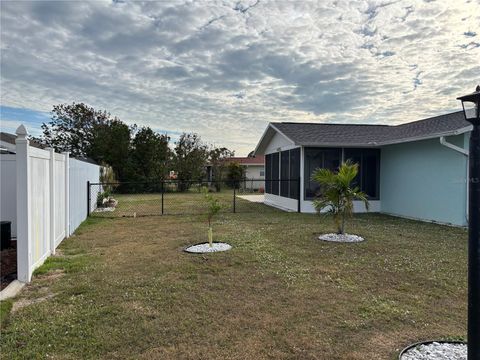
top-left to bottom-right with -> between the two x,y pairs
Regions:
202,187 -> 222,247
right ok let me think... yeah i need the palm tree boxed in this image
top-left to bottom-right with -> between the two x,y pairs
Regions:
312,161 -> 369,235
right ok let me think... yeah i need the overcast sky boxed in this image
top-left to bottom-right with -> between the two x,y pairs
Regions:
1,0 -> 479,155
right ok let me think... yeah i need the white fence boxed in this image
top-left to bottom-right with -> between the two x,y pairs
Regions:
0,125 -> 100,283
69,158 -> 100,233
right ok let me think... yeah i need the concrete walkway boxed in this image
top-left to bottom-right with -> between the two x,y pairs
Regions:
236,194 -> 265,203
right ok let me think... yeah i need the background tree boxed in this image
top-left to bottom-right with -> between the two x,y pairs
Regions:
208,147 -> 234,191
312,161 -> 369,234
174,133 -> 208,191
87,120 -> 132,181
226,162 -> 245,189
41,102 -> 114,157
130,127 -> 171,183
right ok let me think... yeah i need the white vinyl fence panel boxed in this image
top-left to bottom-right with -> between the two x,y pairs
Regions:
29,147 -> 51,269
7,125 -> 100,282
69,158 -> 100,234
0,154 -> 17,237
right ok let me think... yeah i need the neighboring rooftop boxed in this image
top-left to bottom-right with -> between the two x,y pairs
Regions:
0,132 -> 46,150
267,111 -> 471,148
223,156 -> 264,165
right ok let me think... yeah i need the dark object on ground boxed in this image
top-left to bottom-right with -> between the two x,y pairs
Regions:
1,240 -> 17,290
1,221 -> 12,250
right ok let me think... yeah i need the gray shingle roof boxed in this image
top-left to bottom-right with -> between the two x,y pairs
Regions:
0,132 -> 46,149
271,111 -> 471,147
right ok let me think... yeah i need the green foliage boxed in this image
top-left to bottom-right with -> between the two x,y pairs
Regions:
208,147 -> 234,192
202,187 -> 222,227
40,103 -> 232,191
130,127 -> 172,182
174,133 -> 208,191
39,103 -> 171,184
226,162 -> 245,189
32,252 -> 90,276
312,161 -> 369,234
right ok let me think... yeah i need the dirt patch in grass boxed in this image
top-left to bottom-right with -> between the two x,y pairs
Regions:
11,293 -> 57,313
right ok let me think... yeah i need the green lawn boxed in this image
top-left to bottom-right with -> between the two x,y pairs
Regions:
0,201 -> 468,359
92,190 -> 274,217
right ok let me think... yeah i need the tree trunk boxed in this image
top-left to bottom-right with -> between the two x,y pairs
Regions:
208,227 -> 213,247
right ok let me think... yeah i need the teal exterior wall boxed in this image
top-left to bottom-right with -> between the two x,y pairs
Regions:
380,134 -> 469,226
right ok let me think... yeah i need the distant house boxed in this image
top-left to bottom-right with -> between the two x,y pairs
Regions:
206,156 -> 265,190
0,132 -> 45,153
254,111 -> 471,226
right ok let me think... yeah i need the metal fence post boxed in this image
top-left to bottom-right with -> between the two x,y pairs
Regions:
233,184 -> 236,213
161,180 -> 164,215
297,177 -> 301,213
87,181 -> 90,217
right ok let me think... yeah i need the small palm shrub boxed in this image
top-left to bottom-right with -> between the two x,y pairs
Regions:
312,161 -> 369,235
202,187 -> 222,247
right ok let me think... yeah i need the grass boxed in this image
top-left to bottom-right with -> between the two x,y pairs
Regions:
92,189 -> 274,217
0,196 -> 468,359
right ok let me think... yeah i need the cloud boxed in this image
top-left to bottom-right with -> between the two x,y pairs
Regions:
0,0 -> 479,155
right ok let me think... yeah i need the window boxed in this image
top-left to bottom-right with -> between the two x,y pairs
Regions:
280,151 -> 289,197
289,148 -> 300,199
271,153 -> 280,195
271,152 -> 279,195
265,154 -> 272,193
344,148 -> 380,199
259,170 -> 265,177
304,148 -> 341,199
266,149 -> 300,198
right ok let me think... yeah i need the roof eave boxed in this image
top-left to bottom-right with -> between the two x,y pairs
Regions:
297,125 -> 473,148
253,123 -> 296,156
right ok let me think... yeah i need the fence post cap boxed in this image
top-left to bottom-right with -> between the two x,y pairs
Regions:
15,124 -> 28,138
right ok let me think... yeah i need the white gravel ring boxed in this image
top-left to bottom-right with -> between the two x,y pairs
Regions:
318,233 -> 364,243
185,242 -> 232,253
400,342 -> 467,360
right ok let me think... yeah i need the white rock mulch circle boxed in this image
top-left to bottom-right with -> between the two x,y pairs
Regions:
93,207 -> 115,212
184,242 -> 232,254
400,341 -> 467,360
318,233 -> 364,243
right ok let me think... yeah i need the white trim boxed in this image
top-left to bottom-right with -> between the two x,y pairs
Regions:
15,127 -> 32,282
439,136 -> 469,156
254,123 -> 296,155
380,211 -> 467,228
301,200 -> 381,213
48,148 -> 56,255
264,193 -> 298,212
63,152 -> 70,237
299,146 -> 305,212
269,124 -> 296,144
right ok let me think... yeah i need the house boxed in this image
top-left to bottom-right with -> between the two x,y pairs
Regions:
207,156 -> 265,190
254,111 -> 472,226
0,131 -> 45,153
225,156 -> 265,190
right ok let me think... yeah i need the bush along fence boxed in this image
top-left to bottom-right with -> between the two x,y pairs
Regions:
0,125 -> 101,283
87,178 -> 301,218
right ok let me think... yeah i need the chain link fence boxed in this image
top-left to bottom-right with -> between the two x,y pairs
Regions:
87,179 -> 300,218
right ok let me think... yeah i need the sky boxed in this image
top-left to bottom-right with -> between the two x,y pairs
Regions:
0,0 -> 479,155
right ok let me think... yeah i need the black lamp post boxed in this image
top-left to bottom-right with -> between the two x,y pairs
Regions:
458,85 -> 480,360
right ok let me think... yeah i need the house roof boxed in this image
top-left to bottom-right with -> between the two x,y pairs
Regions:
223,156 -> 264,165
255,111 -> 471,154
0,132 -> 46,150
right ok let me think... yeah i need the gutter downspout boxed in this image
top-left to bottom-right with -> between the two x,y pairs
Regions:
440,136 -> 469,156
440,136 -> 469,225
